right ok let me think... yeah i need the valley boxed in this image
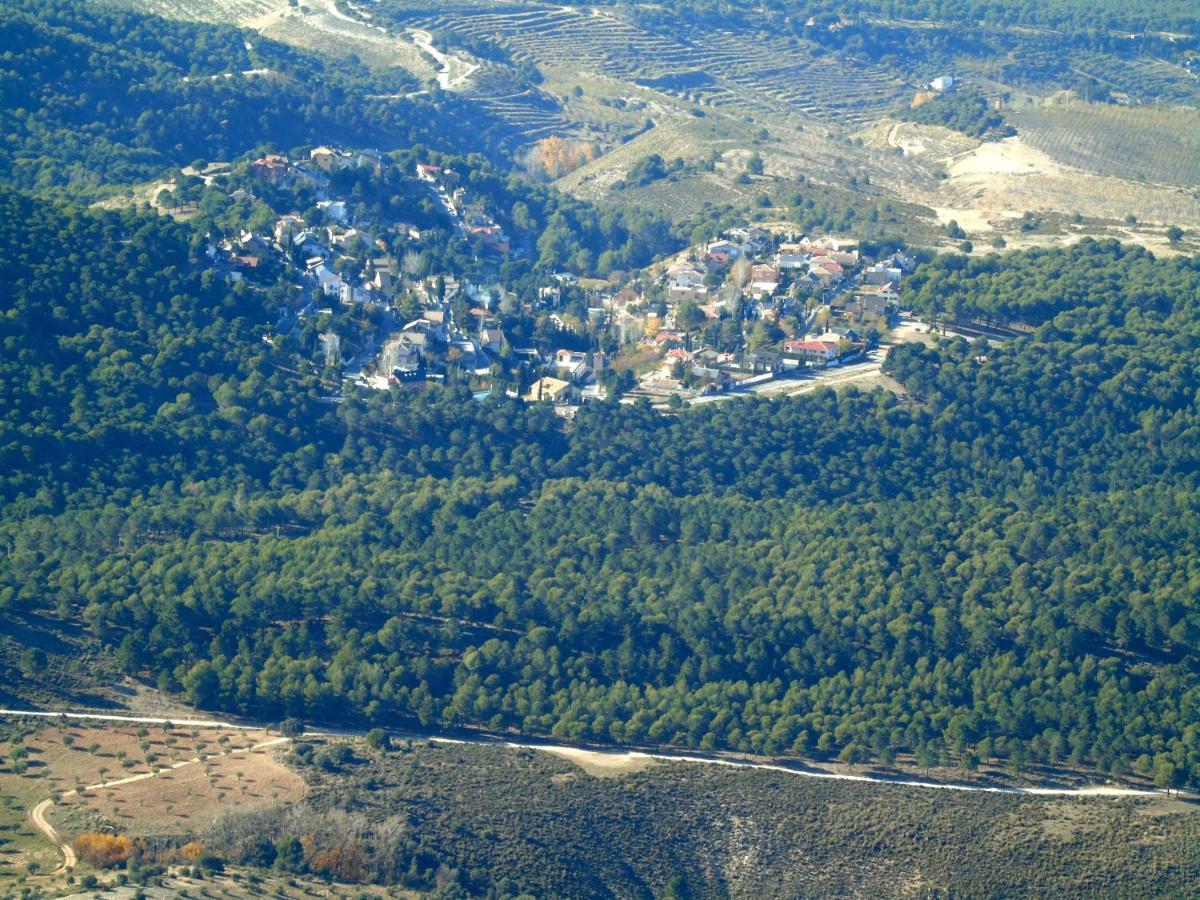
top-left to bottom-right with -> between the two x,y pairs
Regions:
3,0 -> 1200,896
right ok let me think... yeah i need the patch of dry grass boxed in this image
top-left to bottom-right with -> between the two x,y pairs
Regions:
537,746 -> 658,778
61,745 -> 304,836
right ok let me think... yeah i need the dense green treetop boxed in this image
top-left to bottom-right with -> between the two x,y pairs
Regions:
2,184 -> 1199,787
905,90 -> 1014,139
0,0 -> 506,195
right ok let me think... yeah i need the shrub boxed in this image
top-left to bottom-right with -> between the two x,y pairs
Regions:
365,729 -> 391,752
197,853 -> 225,873
74,832 -> 133,868
309,842 -> 367,881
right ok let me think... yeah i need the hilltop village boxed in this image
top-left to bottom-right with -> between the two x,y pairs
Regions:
178,144 -> 919,412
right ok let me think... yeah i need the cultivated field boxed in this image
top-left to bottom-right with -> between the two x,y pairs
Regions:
109,0 -> 287,26
1068,50 -> 1200,107
0,718 -> 300,892
1011,103 -> 1200,188
55,734 -> 303,837
379,2 -> 909,131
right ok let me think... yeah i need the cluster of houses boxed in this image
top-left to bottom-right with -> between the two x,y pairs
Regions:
228,149 -> 536,382
199,150 -> 503,387
664,228 -> 909,329
632,228 -> 915,400
466,226 -> 916,408
666,230 -> 888,303
251,146 -> 385,187
207,146 -> 922,412
230,148 -> 419,305
416,163 -> 510,254
369,284 -> 613,413
387,281 -> 509,380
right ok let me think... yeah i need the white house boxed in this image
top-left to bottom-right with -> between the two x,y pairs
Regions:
704,240 -> 741,264
667,260 -> 707,296
318,200 -> 349,224
778,242 -> 808,270
313,263 -> 344,299
553,349 -> 590,381
784,339 -> 840,366
864,264 -> 904,285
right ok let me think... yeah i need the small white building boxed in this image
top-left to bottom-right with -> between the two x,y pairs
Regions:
318,200 -> 349,224
778,243 -> 808,270
313,263 -> 344,299
666,260 -> 707,296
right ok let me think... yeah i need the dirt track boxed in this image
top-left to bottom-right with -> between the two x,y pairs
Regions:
29,798 -> 75,875
20,722 -> 288,872
407,27 -> 479,90
1,708 -> 1167,802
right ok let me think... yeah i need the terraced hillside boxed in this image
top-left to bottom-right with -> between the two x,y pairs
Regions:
109,0 -> 285,25
389,3 -> 909,126
467,64 -> 579,150
1010,104 -> 1200,188
100,0 -> 1200,246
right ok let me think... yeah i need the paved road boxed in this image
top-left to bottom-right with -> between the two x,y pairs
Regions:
1,708 -> 1162,800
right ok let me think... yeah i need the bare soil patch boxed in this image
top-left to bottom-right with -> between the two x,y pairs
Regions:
537,746 -> 657,778
930,135 -> 1200,235
27,724 -> 269,798
0,718 -> 295,867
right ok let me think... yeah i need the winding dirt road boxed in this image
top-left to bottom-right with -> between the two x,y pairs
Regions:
30,798 -> 75,874
406,28 -> 479,90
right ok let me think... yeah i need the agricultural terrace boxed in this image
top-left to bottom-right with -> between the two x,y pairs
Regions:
1011,104 -> 1200,188
109,0 -> 286,25
462,65 -> 578,149
378,3 -> 908,126
1068,50 -> 1200,108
